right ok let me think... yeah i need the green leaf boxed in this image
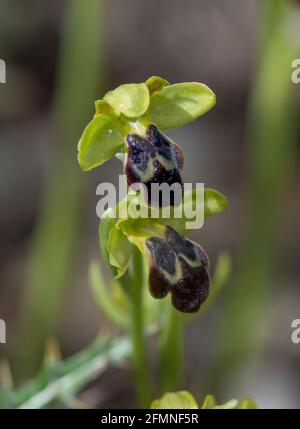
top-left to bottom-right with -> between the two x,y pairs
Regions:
107,226 -> 134,278
148,82 -> 216,130
104,83 -> 150,118
78,114 -> 124,171
145,76 -> 169,94
151,391 -> 199,409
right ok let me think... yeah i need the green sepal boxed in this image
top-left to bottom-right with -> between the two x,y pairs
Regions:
89,262 -> 130,329
98,208 -> 118,277
78,114 -> 124,171
107,226 -> 134,279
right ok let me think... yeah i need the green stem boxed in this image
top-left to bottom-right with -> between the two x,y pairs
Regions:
159,300 -> 183,393
128,249 -> 152,408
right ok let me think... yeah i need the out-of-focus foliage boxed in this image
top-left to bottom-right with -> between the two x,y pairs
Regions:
151,391 -> 258,409
151,391 -> 198,409
0,336 -> 132,409
216,0 -> 300,381
19,0 -> 105,373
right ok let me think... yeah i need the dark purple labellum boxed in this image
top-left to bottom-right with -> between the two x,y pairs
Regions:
125,125 -> 184,206
146,226 -> 210,313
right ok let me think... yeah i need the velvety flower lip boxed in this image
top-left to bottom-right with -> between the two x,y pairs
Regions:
146,226 -> 210,313
125,125 -> 184,206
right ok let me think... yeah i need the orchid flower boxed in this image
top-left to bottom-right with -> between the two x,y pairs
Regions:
78,76 -> 227,313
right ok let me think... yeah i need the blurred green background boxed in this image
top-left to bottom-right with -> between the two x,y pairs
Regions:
0,0 -> 300,408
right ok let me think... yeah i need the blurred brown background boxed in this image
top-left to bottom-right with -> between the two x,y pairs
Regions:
0,0 -> 300,408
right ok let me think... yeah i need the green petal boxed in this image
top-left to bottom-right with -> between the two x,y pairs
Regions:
151,391 -> 198,409
78,114 -> 123,171
116,218 -> 165,240
94,99 -> 113,116
107,226 -> 134,279
148,82 -> 216,130
204,188 -> 228,219
145,76 -> 169,94
104,83 -> 150,118
167,187 -> 228,232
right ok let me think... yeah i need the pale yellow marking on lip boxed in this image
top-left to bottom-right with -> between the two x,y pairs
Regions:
130,152 -> 178,182
157,258 -> 182,285
179,253 -> 202,268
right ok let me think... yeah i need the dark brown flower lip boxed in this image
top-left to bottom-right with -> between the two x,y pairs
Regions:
146,226 -> 210,313
125,125 -> 184,207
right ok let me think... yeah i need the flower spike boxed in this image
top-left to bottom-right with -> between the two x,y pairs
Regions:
78,77 -> 224,313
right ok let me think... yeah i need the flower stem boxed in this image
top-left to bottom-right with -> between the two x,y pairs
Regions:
159,300 -> 183,393
129,249 -> 152,408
